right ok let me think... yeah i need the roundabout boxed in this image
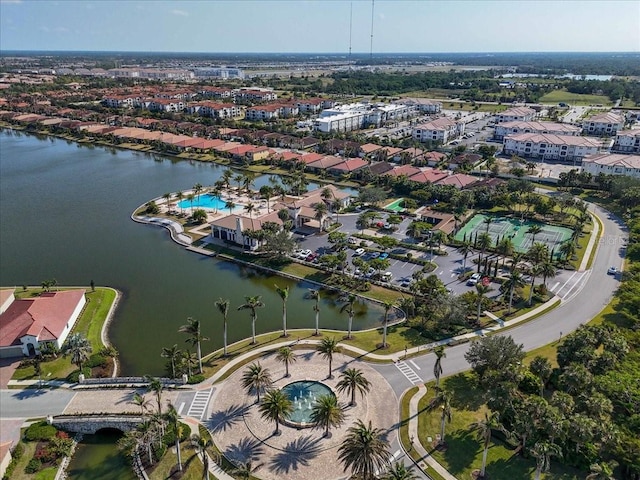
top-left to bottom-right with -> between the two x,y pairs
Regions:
206,350 -> 398,480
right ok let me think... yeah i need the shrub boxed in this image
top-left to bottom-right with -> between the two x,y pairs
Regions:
86,353 -> 107,368
12,442 -> 24,460
187,374 -> 205,384
25,457 -> 41,474
24,422 -> 57,442
66,367 -> 91,383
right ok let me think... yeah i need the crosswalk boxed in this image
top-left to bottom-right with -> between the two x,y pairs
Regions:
395,361 -> 423,385
375,449 -> 404,476
187,388 -> 213,420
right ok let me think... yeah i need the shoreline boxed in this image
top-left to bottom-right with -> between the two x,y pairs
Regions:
99,287 -> 122,378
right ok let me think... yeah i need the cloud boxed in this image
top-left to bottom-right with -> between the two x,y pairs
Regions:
0,0 -> 23,4
38,26 -> 69,33
170,9 -> 188,17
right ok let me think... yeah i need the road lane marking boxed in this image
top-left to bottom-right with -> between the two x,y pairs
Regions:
177,402 -> 185,415
550,282 -> 560,293
557,271 -> 578,295
395,361 -> 423,385
410,360 -> 421,370
563,271 -> 588,300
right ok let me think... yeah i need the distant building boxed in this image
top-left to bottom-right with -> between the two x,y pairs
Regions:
612,129 -> 640,154
0,289 -> 86,358
186,102 -> 244,119
581,153 -> 640,179
494,120 -> 580,140
396,98 -> 442,113
495,106 -> 537,123
412,117 -> 464,144
582,112 -> 625,137
192,66 -> 245,79
313,102 -> 417,133
503,132 -> 606,163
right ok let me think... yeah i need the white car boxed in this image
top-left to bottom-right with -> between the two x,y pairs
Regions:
354,248 -> 365,256
607,266 -> 618,275
467,273 -> 481,286
348,237 -> 358,245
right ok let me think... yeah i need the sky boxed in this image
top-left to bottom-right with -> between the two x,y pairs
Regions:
1,0 -> 639,53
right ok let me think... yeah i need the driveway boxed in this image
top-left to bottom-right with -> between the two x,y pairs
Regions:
0,357 -> 21,389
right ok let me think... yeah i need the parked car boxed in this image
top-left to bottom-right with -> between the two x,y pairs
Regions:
348,237 -> 358,245
354,248 -> 365,256
370,251 -> 380,259
306,253 -> 317,262
379,252 -> 389,260
467,273 -> 481,286
382,272 -> 393,282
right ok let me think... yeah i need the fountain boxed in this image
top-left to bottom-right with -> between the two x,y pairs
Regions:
281,381 -> 335,428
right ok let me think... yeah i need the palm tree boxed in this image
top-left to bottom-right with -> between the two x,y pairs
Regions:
309,288 -> 321,335
539,260 -> 558,288
433,346 -> 446,389
215,298 -> 230,357
310,394 -> 345,437
130,392 -> 151,416
259,389 -> 293,435
312,201 -> 329,232
471,412 -> 501,479
482,216 -> 493,233
276,346 -> 297,377
244,201 -> 257,230
504,270 -> 524,314
161,344 -> 181,379
165,402 -> 183,472
382,462 -> 419,480
529,356 -> 553,396
531,441 -> 562,480
474,284 -> 491,324
340,294 -> 357,340
237,295 -> 265,344
527,224 -> 542,245
317,337 -> 340,379
64,333 -> 92,373
336,368 -> 371,407
274,284 -> 289,337
496,237 -> 514,267
559,240 -> 576,264
175,190 -> 184,215
477,232 -> 492,269
457,240 -> 473,273
225,200 -> 236,216
338,419 -> 391,480
145,376 -> 164,416
527,263 -> 544,306
241,362 -> 273,403
586,461 -> 618,480
187,193 -> 195,215
193,182 -> 203,202
381,301 -> 394,348
178,317 -> 209,374
190,433 -> 213,480
428,389 -> 452,445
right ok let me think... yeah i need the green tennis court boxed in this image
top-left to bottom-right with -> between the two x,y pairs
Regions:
454,214 -> 573,256
385,198 -> 405,212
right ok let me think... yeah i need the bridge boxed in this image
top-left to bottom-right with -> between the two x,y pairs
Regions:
50,415 -> 143,434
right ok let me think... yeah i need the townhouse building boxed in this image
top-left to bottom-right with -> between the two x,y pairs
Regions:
495,106 -> 537,123
147,98 -> 186,112
200,87 -> 235,100
503,132 -> 605,163
186,102 -> 244,119
236,88 -> 278,102
412,117 -> 465,144
612,129 -> 640,154
102,95 -> 136,108
296,98 -> 336,114
494,120 -> 580,140
581,153 -> 640,179
582,112 -> 625,137
245,104 -> 281,121
396,98 -> 442,113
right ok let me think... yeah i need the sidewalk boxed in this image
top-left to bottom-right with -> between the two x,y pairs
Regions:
408,385 -> 458,480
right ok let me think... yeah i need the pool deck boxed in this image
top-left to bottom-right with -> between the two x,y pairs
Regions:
207,350 -> 398,480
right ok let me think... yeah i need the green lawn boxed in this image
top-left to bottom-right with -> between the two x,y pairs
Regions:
539,89 -> 613,106
148,442 -> 202,480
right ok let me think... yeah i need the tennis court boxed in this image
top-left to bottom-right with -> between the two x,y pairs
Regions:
454,214 -> 573,256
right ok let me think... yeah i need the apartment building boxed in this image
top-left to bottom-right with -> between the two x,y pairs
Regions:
396,98 -> 442,113
412,117 -> 465,144
581,153 -> 640,179
494,120 -> 580,140
192,67 -> 245,79
503,132 -> 605,163
186,102 -> 244,119
245,104 -> 281,121
236,88 -> 278,102
613,129 -> 640,154
582,112 -> 625,136
147,98 -> 186,112
296,98 -> 335,114
495,106 -> 537,123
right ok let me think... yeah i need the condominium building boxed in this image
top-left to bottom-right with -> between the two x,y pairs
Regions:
396,98 -> 442,113
186,102 -> 244,119
412,117 -> 465,144
495,106 -> 537,123
192,67 -> 245,79
612,129 -> 640,154
494,120 -> 580,140
582,112 -> 625,136
581,153 -> 640,179
503,132 -> 605,163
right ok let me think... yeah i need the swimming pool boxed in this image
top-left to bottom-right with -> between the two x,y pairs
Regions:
178,194 -> 235,211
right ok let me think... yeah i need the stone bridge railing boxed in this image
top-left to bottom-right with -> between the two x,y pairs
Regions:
50,415 -> 143,434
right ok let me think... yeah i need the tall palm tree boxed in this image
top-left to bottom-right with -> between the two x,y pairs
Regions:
527,263 -> 544,306
336,368 -> 371,407
338,419 -> 391,480
241,362 -> 273,403
178,317 -> 209,374
276,346 -> 297,377
274,284 -> 289,337
586,461 -> 618,480
175,190 -> 184,215
215,298 -> 230,357
428,389 -> 452,445
131,392 -> 151,416
310,394 -> 346,437
496,237 -> 514,267
313,201 -> 328,232
225,200 -> 236,216
382,462 -> 419,480
531,441 -> 562,480
529,356 -> 553,397
137,419 -> 156,465
193,182 -> 203,202
433,346 -> 446,389
559,240 -> 576,264
539,260 -> 558,288
474,284 -> 491,324
381,301 -> 394,348
145,376 -> 164,416
161,344 -> 181,379
64,333 -> 92,373
309,288 -> 321,336
317,337 -> 340,379
457,240 -> 473,273
482,216 -> 493,233
190,434 -> 213,480
237,295 -> 265,344
187,193 -> 195,215
340,294 -> 357,340
477,233 -> 492,269
527,224 -> 542,245
505,270 -> 524,314
165,402 -> 183,472
259,389 -> 293,435
471,412 -> 501,479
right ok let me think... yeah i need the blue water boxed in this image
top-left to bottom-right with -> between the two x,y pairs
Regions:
281,381 -> 335,425
177,193 -> 231,210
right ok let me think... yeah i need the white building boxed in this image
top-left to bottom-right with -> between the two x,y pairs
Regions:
496,106 -> 537,123
396,98 -> 442,113
494,120 -> 580,140
192,67 -> 245,79
613,129 -> 640,154
503,132 -> 605,163
582,112 -> 625,137
147,99 -> 186,112
412,117 -> 465,144
187,102 -> 244,119
581,153 -> 640,179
